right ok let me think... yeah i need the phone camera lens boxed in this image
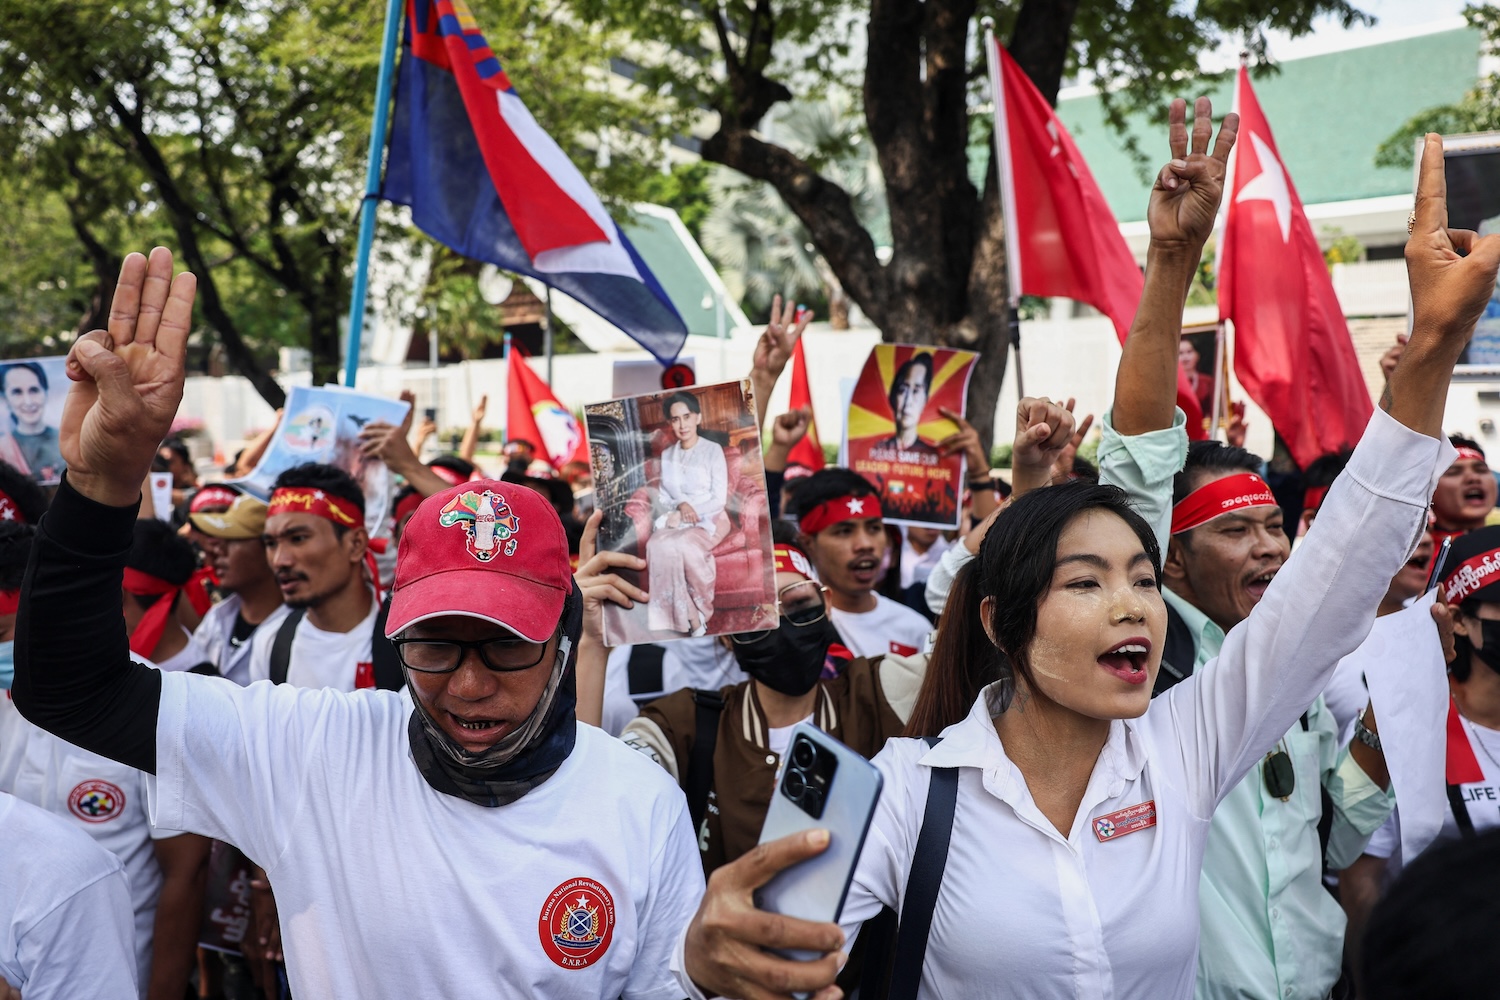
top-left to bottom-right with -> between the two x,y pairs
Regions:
784,769 -> 808,800
792,740 -> 816,769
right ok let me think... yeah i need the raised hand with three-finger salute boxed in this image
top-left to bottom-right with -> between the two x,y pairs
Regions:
63,247 -> 196,507
1384,134 -> 1500,440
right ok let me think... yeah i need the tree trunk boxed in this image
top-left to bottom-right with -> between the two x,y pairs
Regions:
66,210 -> 121,338
701,0 -> 1084,446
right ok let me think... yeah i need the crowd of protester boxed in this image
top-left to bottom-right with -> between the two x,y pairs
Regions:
5,99 -> 1500,1000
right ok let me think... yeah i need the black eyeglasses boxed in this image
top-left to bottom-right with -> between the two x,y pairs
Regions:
392,633 -> 553,674
731,581 -> 830,645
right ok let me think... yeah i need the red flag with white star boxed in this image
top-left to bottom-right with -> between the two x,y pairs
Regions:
988,38 -> 1206,437
1217,67 -> 1372,467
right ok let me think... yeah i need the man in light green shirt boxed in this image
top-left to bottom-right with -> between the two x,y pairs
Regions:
1099,409 -> 1393,1000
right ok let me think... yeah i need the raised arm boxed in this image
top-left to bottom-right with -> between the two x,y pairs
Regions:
749,296 -> 812,428
12,249 -> 195,771
1165,133 -> 1500,808
1112,97 -> 1236,436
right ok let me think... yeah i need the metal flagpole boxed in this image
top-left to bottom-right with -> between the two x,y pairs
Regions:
543,286 -> 555,385
1210,321 -> 1228,441
342,0 -> 407,388
981,17 -> 1026,399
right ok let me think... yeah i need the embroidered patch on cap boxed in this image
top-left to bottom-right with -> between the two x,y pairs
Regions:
1092,799 -> 1156,842
438,489 -> 520,562
69,780 -> 126,823
539,877 -> 615,969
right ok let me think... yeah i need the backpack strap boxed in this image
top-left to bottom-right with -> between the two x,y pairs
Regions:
627,644 -> 667,706
684,689 -> 726,832
1152,601 -> 1197,696
887,737 -> 960,1000
1447,782 -> 1477,838
1299,712 -> 1336,869
370,595 -> 404,691
268,608 -> 308,686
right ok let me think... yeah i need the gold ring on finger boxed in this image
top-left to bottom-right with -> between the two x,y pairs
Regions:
1407,210 -> 1416,236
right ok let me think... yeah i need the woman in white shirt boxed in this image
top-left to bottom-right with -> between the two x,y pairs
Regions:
647,391 -> 729,636
676,107 -> 1492,1000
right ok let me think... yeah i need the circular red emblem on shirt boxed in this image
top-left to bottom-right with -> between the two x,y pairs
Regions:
68,780 -> 126,823
660,364 -> 695,389
538,877 -> 615,969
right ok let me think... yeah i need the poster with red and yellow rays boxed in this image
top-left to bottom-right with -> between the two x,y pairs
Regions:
843,344 -> 977,528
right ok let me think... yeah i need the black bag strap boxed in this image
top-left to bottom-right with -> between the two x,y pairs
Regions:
1448,782 -> 1477,838
1152,601 -> 1197,696
1298,712 -> 1336,870
370,595 -> 404,691
627,644 -> 667,704
887,737 -> 960,1000
685,689 -> 725,832
268,608 -> 308,686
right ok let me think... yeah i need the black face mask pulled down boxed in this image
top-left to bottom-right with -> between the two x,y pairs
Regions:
406,585 -> 582,808
731,617 -> 842,696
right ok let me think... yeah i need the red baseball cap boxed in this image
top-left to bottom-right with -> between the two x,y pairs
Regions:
385,480 -> 572,642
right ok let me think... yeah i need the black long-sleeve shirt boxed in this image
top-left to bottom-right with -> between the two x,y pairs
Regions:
13,477 -> 161,772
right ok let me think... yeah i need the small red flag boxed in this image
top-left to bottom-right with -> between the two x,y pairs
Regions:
506,354 -> 588,470
1218,67 -> 1372,467
990,39 -> 1205,436
785,337 -> 825,471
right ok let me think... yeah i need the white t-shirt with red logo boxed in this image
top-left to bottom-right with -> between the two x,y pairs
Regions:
147,671 -> 704,998
0,789 -> 137,999
830,594 -> 933,659
245,593 -> 378,691
0,687 -> 180,994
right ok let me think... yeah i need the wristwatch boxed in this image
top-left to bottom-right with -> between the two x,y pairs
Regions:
1354,707 -> 1383,752
967,477 -> 997,492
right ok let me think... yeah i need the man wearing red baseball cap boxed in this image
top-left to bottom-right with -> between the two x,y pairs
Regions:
12,248 -> 703,998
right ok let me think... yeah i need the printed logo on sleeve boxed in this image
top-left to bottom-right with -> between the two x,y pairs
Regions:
538,877 -> 615,969
1092,799 -> 1156,842
889,641 -> 919,656
68,780 -> 126,823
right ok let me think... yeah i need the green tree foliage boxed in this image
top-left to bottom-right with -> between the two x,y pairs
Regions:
0,0 -> 684,403
1377,5 -> 1500,168
565,0 -> 1371,438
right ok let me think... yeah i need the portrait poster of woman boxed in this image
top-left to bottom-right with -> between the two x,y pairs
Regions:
584,379 -> 777,648
843,344 -> 976,529
0,357 -> 69,485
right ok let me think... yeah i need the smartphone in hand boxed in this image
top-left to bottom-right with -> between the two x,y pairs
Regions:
754,724 -> 883,962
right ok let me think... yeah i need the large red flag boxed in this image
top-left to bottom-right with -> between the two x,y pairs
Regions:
785,337 -> 825,471
1218,67 -> 1372,467
506,353 -> 588,470
989,39 -> 1205,436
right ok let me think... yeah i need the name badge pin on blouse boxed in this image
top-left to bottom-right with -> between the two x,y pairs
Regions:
1092,800 -> 1157,842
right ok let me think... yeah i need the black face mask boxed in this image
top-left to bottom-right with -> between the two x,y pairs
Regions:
732,617 -> 842,696
1469,619 -> 1500,676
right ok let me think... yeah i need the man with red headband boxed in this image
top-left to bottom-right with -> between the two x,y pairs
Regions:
123,519 -> 214,675
787,468 -> 932,658
1431,435 -> 1497,544
1098,250 -> 1394,1000
246,462 -> 385,690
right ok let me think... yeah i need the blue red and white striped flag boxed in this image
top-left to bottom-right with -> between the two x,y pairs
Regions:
382,0 -> 688,365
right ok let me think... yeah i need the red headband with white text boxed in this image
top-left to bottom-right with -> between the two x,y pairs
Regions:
798,495 -> 880,535
1171,473 -> 1278,535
